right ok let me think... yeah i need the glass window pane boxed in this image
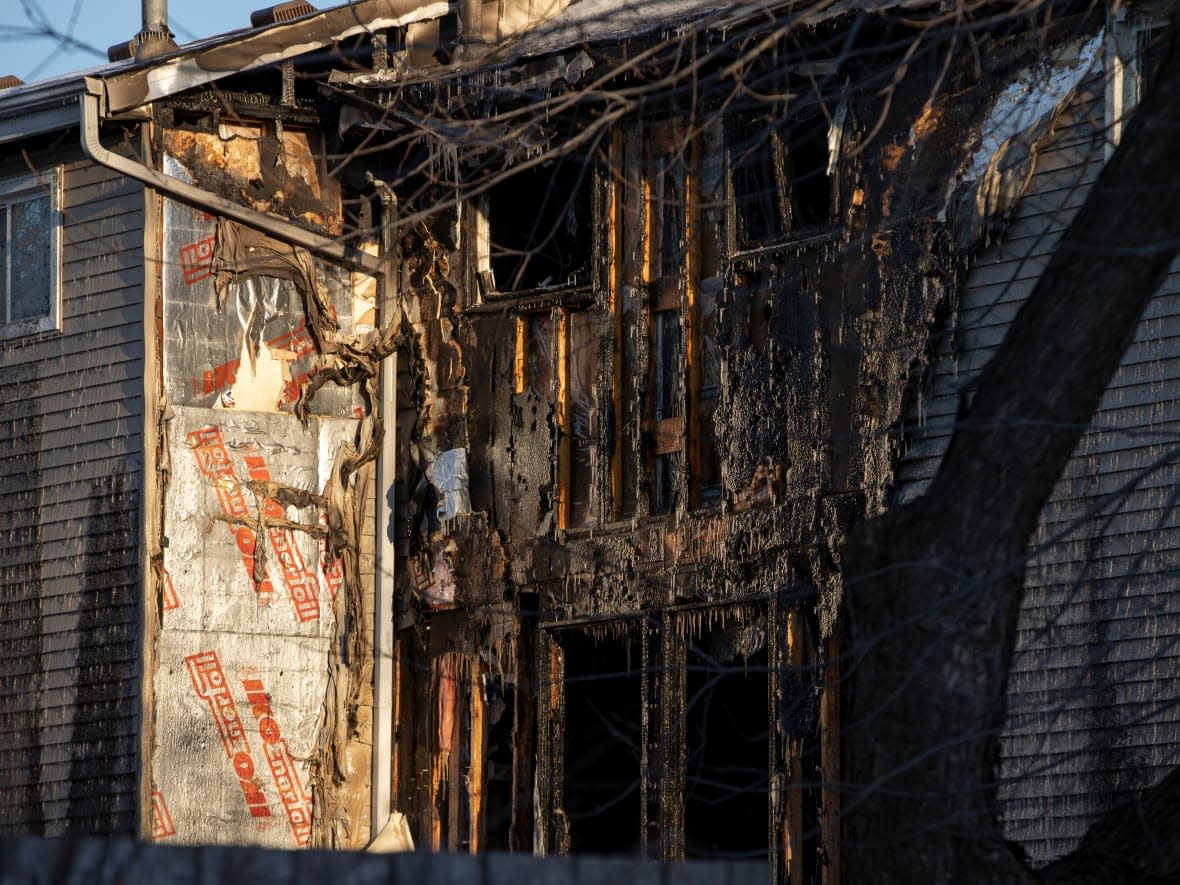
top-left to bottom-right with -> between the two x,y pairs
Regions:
10,194 -> 51,321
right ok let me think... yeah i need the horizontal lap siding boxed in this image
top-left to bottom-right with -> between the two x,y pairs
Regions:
0,154 -> 144,838
894,81 -> 1180,865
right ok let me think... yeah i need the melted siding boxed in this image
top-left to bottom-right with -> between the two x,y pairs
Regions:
894,78 -> 1180,865
0,153 -> 144,837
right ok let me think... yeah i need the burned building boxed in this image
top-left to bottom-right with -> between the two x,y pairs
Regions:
1,0 -> 1178,880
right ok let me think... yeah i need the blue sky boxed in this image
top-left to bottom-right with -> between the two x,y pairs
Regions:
2,0 -> 256,83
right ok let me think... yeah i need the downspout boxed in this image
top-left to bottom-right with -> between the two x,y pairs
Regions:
459,0 -> 483,42
372,180 -> 399,845
456,0 -> 488,61
80,78 -> 381,276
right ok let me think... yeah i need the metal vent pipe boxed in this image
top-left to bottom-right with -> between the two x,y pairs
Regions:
142,0 -> 167,32
459,0 -> 485,45
135,0 -> 177,61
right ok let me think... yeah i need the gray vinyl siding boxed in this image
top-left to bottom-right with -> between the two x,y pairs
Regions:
0,151 -> 144,837
893,77 -> 1180,866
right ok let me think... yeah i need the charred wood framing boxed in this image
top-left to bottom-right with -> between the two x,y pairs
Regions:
10,1 -> 1180,881
372,5 -> 938,870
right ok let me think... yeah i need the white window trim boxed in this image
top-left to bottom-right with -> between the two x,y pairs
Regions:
1105,9 -> 1167,161
0,167 -> 62,340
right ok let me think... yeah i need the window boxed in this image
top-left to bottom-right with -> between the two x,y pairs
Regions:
0,169 -> 60,338
1107,14 -> 1168,158
610,122 -> 721,519
646,126 -> 688,515
475,155 -> 592,297
1136,22 -> 1170,91
498,120 -> 729,533
729,106 -> 838,250
538,604 -> 784,864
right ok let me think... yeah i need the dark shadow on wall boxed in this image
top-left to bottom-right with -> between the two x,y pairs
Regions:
68,466 -> 139,833
0,379 -> 44,835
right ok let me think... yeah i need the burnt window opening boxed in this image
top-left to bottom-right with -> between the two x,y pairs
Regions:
483,676 -> 516,851
730,106 -> 837,248
546,609 -> 786,864
682,621 -> 772,861
730,115 -> 785,246
614,278 -> 641,521
609,122 -> 722,519
650,307 -> 683,515
560,630 -> 645,855
612,130 -> 643,521
783,108 -> 836,229
648,135 -> 688,516
695,276 -> 722,504
485,156 -> 592,294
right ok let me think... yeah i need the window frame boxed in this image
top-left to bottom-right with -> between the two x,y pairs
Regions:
605,119 -> 722,522
0,167 -> 62,340
1106,9 -> 1168,160
726,102 -> 842,255
469,153 -> 596,301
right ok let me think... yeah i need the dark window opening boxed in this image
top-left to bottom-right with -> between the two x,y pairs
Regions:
483,677 -> 515,851
731,115 -> 786,245
655,154 -> 686,280
616,284 -> 640,519
561,630 -> 644,854
695,277 -> 722,502
731,109 -> 834,247
683,623 -> 771,861
613,130 -> 645,520
650,309 -> 683,515
488,157 -> 592,293
646,129 -> 688,516
1138,24 -> 1170,97
783,110 -> 832,230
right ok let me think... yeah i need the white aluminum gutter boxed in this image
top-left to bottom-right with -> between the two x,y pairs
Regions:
373,183 -> 399,848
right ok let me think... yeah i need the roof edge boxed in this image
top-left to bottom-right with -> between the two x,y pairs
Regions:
104,0 -> 452,113
0,77 -> 88,144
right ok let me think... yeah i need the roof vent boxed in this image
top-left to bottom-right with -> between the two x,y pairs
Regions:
0,75 -> 24,91
250,2 -> 317,28
108,40 -> 137,62
107,0 -> 177,62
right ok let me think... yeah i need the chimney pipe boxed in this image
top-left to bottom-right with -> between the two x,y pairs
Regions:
108,0 -> 177,62
459,0 -> 486,48
137,0 -> 178,60
142,0 -> 168,33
